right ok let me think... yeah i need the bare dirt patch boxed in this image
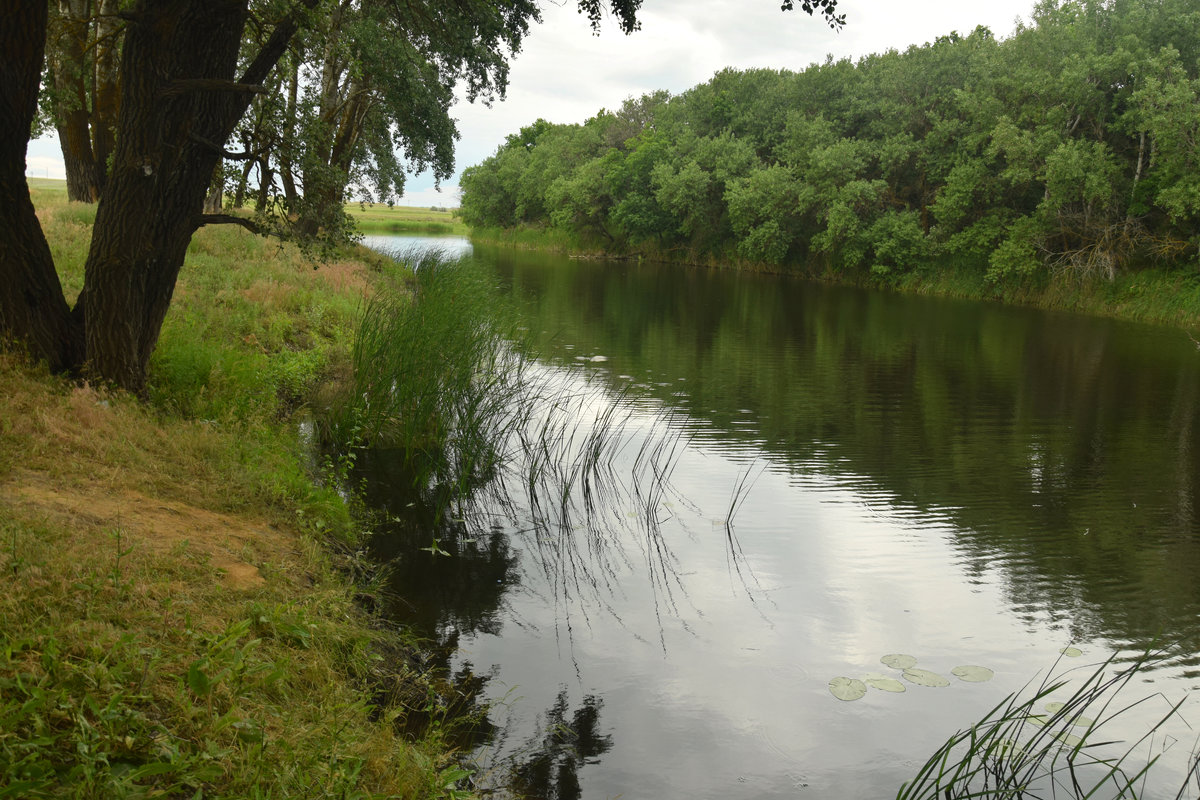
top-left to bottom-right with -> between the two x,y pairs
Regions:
1,470 -> 297,590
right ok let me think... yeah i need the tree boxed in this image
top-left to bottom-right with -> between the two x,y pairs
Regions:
0,1 -> 669,392
42,0 -> 124,202
1,0 -> 848,393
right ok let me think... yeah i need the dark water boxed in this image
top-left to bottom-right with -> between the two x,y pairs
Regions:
361,236 -> 1200,799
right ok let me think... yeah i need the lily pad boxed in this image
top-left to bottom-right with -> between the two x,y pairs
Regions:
863,672 -> 907,693
829,677 -> 867,701
1045,701 -> 1065,713
1055,731 -> 1083,747
951,665 -> 995,683
1060,646 -> 1083,658
902,668 -> 951,688
881,653 -> 918,670
1026,715 -> 1049,728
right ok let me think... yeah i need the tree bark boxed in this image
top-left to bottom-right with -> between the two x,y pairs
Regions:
0,0 -> 83,370
81,0 -> 319,392
92,0 -> 123,194
82,0 -> 250,391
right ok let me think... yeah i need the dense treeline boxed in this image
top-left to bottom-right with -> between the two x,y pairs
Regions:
460,0 -> 1200,284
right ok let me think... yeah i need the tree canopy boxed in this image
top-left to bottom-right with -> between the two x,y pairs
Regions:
460,0 -> 1200,283
0,0 -> 845,393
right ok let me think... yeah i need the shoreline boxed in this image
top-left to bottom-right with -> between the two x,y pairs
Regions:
466,226 -> 1200,331
0,184 -> 476,797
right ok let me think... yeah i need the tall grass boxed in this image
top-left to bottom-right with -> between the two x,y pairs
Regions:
4,182 -> 482,799
320,248 -> 533,507
898,648 -> 1200,800
320,247 -> 698,638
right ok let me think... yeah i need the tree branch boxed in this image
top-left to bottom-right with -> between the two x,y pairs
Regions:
193,213 -> 264,235
189,132 -> 255,160
159,79 -> 267,98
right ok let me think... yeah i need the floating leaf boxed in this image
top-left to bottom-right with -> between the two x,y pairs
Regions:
829,677 -> 867,701
1026,715 -> 1049,728
951,665 -> 995,683
1060,646 -> 1083,658
881,653 -> 918,670
1045,702 -> 1065,713
902,668 -> 951,688
863,672 -> 906,693
1055,731 -> 1083,747
1070,716 -> 1095,728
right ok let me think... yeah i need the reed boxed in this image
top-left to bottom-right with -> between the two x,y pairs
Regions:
320,248 -> 532,505
897,648 -> 1199,800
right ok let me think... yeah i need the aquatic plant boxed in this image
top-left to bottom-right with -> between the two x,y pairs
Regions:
321,247 -> 534,503
323,248 -> 704,640
896,648 -> 1200,800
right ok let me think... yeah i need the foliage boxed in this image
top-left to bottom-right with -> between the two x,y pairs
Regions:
460,0 -> 1200,284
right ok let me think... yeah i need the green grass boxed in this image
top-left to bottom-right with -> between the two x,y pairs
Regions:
2,181 -> 480,799
317,249 -> 531,510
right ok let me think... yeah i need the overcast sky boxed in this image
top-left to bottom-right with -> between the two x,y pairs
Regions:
24,0 -> 1036,206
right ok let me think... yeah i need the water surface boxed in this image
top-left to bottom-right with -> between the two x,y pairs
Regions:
362,236 -> 1200,799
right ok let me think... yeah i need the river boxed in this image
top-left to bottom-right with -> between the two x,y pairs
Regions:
359,235 -> 1200,799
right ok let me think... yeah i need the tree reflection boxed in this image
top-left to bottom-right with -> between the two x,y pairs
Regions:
506,689 -> 613,800
483,247 -> 1200,665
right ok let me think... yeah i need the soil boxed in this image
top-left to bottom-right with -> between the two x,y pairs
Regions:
0,470 -> 296,590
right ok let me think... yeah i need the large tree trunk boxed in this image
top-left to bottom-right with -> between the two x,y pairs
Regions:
56,113 -> 102,202
4,0 -> 317,391
82,0 -> 249,391
81,0 -> 317,392
0,1 -> 83,370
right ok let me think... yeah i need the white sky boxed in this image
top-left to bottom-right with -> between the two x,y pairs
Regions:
24,0 -> 1034,207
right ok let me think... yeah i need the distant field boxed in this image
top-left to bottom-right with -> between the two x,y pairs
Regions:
23,178 -> 466,235
26,177 -> 67,200
346,202 -> 467,235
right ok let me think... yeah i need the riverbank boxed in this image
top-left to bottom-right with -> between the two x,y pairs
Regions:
468,225 -> 1200,331
0,183 -> 472,797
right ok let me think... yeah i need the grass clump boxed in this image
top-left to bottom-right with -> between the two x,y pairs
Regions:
319,248 -> 532,508
1,180 -> 478,798
898,648 -> 1200,800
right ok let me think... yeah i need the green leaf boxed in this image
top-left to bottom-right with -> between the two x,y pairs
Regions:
863,672 -> 906,693
829,676 -> 867,701
233,720 -> 265,743
1060,646 -> 1083,657
951,665 -> 994,683
902,668 -> 950,688
128,761 -> 180,779
187,661 -> 211,697
881,653 -> 918,670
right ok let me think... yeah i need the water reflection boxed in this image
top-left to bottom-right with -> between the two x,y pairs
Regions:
506,690 -> 613,800
483,244 -> 1200,666
356,236 -> 1200,799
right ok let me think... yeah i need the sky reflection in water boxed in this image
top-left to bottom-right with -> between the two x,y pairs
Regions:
361,236 -> 1200,799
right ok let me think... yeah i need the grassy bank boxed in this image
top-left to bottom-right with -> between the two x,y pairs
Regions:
468,225 -> 1200,330
1,182 -> 473,798
347,203 -> 467,236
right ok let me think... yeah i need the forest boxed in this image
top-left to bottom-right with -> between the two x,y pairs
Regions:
459,0 -> 1200,287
